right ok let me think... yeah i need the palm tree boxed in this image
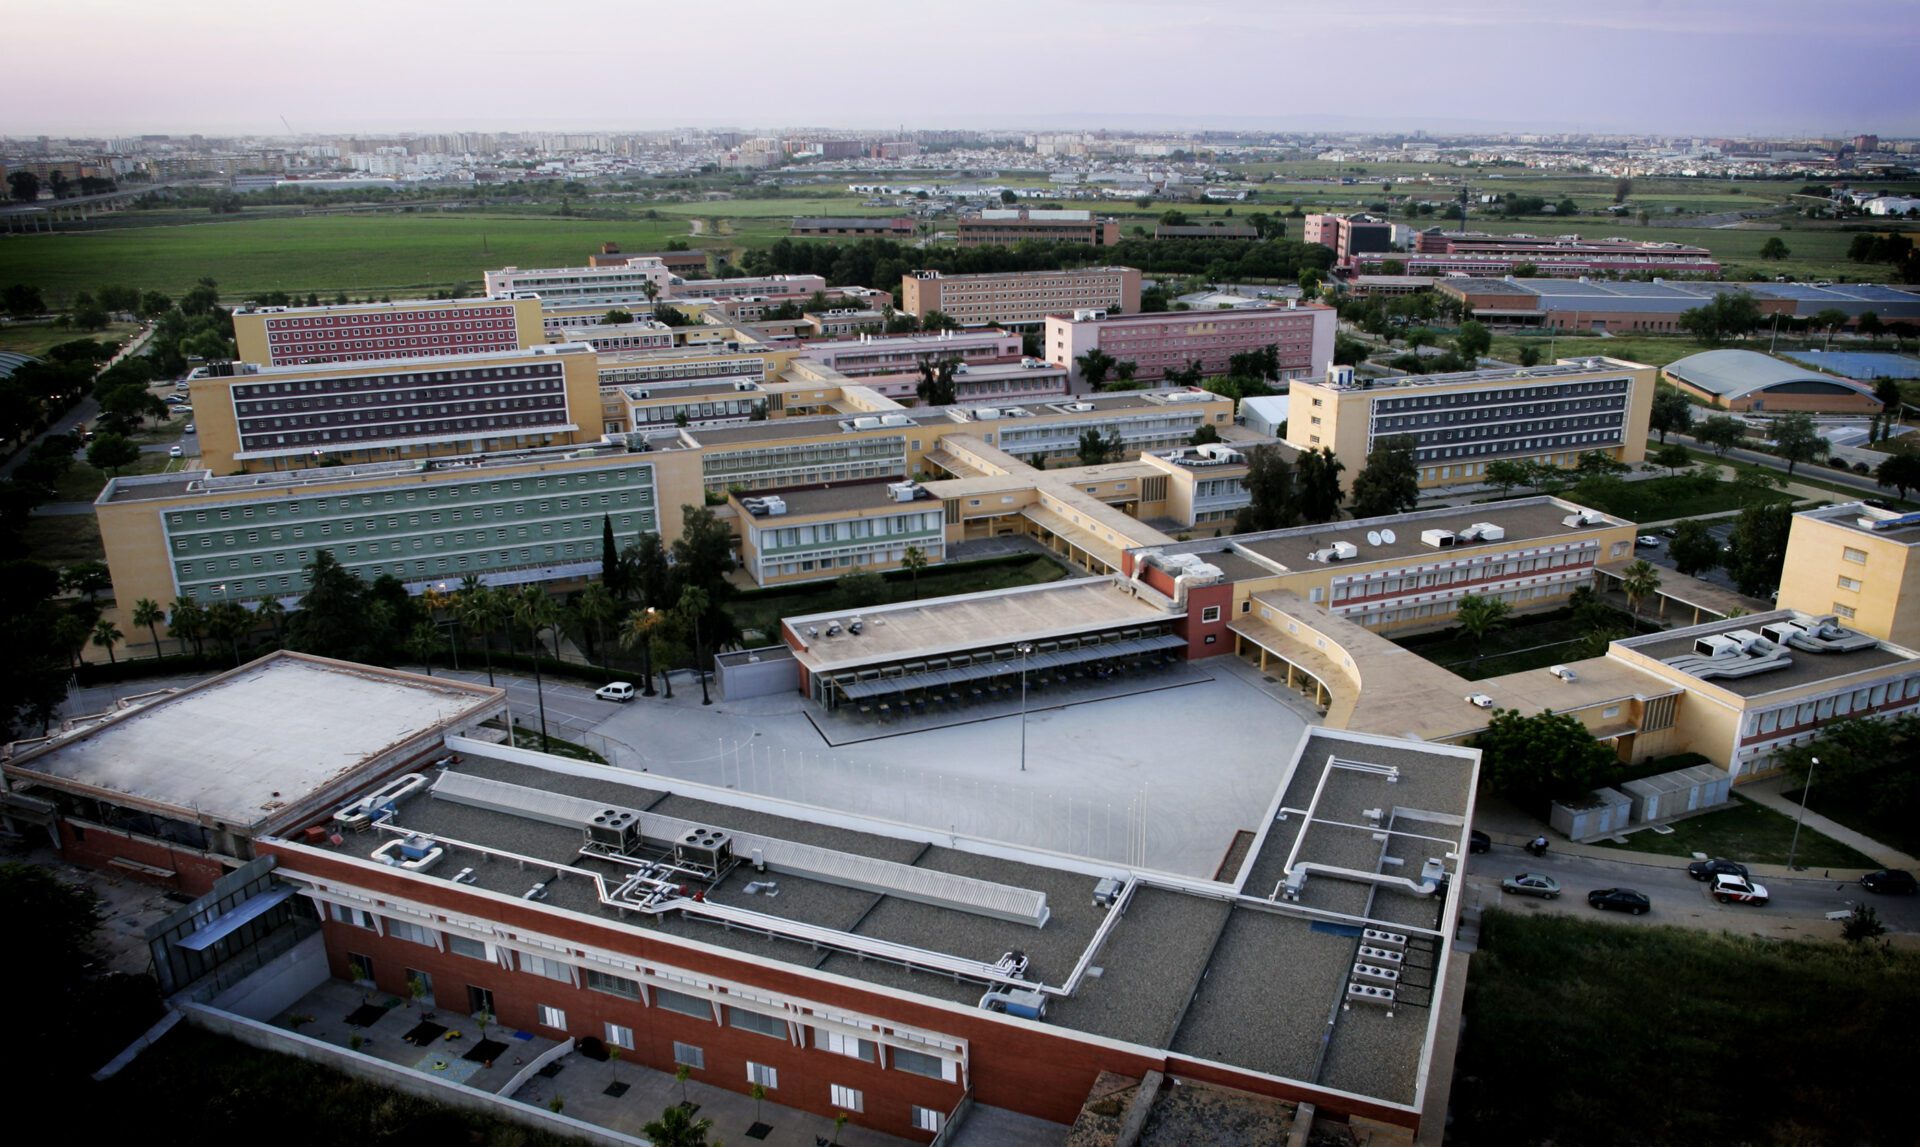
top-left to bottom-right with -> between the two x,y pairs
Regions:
206,601 -> 250,666
405,621 -> 441,676
901,544 -> 929,599
255,597 -> 287,646
54,613 -> 90,672
91,618 -> 124,666
620,607 -> 661,697
1454,593 -> 1513,669
132,598 -> 166,662
514,586 -> 560,744
170,598 -> 207,657
574,582 -> 619,669
420,584 -> 458,670
460,583 -> 505,686
1621,560 -> 1662,619
643,1101 -> 713,1147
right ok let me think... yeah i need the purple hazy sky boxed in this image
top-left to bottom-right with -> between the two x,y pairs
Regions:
7,0 -> 1915,137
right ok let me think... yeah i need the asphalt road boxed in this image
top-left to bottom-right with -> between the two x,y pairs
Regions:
1672,430 -> 1885,499
1464,842 -> 1920,936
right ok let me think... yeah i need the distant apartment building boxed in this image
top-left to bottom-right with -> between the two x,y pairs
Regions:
1045,304 -> 1336,387
901,268 -> 1142,328
1153,223 -> 1259,241
789,217 -> 915,238
1302,214 -> 1393,261
485,258 -> 673,308
187,344 -> 602,473
1286,359 -> 1655,490
668,273 -> 828,301
958,209 -> 1120,248
231,298 -> 546,368
556,321 -> 676,354
1777,503 -> 1920,649
802,310 -> 887,338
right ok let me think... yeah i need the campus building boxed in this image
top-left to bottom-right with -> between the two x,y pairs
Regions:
231,298 -> 547,368
0,653 -> 503,895
1777,503 -> 1920,649
732,482 -> 946,587
187,344 -> 603,474
1303,214 -> 1394,262
1370,232 -> 1721,277
95,440 -> 663,609
1285,359 -> 1655,490
556,320 -> 676,354
790,216 -> 915,238
957,209 -> 1121,248
1153,223 -> 1259,241
1661,349 -> 1885,414
620,378 -> 768,432
588,244 -> 710,274
794,330 -> 1026,387
900,268 -> 1143,329
668,273 -> 829,302
1046,304 -> 1337,388
484,258 -> 674,309
1438,278 -> 1920,332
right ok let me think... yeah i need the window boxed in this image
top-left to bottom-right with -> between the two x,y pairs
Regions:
655,987 -> 713,1020
746,1062 -> 779,1089
537,1004 -> 567,1031
605,1022 -> 634,1050
329,903 -> 374,929
1200,605 -> 1221,623
893,1047 -> 950,1079
912,1106 -> 945,1133
521,953 -> 572,983
587,969 -> 641,999
386,919 -> 435,947
673,1042 -> 705,1070
830,1084 -> 864,1113
815,1026 -> 876,1062
729,1007 -> 787,1039
1835,602 -> 1858,619
448,935 -> 487,961
1837,575 -> 1862,592
1842,546 -> 1868,565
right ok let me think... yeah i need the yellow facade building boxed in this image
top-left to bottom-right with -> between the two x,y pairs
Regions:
1776,503 -> 1920,649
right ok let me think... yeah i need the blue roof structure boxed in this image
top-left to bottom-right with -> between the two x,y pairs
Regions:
1784,350 -> 1920,380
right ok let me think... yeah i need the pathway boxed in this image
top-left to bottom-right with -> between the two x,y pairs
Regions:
1737,774 -> 1919,870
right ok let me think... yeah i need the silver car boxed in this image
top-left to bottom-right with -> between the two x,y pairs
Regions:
1501,872 -> 1561,899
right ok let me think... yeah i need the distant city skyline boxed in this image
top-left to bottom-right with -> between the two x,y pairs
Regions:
6,0 -> 1917,138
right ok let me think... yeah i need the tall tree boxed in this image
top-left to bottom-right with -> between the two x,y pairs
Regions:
405,621 -> 441,676
459,583 -> 506,687
901,544 -> 929,599
1871,378 -> 1904,443
1768,412 -> 1826,478
1454,593 -> 1512,668
1668,519 -> 1723,576
1725,502 -> 1794,596
1349,435 -> 1420,519
1474,707 -> 1620,807
1875,451 -> 1920,500
915,358 -> 959,406
1074,347 -> 1116,390
286,550 -> 372,662
90,618 -> 123,666
1233,445 -> 1299,532
1619,559 -> 1662,617
1453,320 -> 1491,362
1294,446 -> 1345,524
1483,459 -> 1533,499
1693,414 -> 1746,459
131,598 -> 166,662
85,432 -> 139,476
1077,428 -> 1121,466
574,582 -> 620,668
169,598 -> 207,657
513,587 -> 561,744
1649,385 -> 1695,443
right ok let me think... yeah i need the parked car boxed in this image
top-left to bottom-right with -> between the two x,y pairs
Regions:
1501,873 -> 1561,899
1860,869 -> 1917,894
1468,829 -> 1491,854
166,394 -> 189,405
1635,535 -> 1662,548
594,681 -> 636,703
1687,857 -> 1749,882
1711,874 -> 1769,905
1587,887 -> 1651,914
183,422 -> 195,434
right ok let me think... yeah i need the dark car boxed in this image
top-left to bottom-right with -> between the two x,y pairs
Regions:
1468,829 -> 1491,854
1688,857 -> 1749,882
1587,887 -> 1651,915
1861,869 -> 1917,894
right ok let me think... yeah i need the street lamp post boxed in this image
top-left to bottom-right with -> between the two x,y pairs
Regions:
1786,755 -> 1819,871
1017,642 -> 1034,772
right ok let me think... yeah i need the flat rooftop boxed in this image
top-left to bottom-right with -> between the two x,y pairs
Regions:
1619,611 -> 1915,698
1796,502 -> 1920,545
736,482 -> 929,517
1151,497 -> 1627,577
623,379 -> 761,401
784,577 -> 1171,671
4,654 -> 499,831
198,343 -> 592,380
292,724 -> 1474,1108
1298,357 -> 1644,392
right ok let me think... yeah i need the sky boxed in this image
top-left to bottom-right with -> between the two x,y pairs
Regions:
5,0 -> 1917,138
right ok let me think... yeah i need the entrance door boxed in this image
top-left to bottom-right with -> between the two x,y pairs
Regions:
467,984 -> 495,1020
406,969 -> 435,1007
348,953 -> 375,986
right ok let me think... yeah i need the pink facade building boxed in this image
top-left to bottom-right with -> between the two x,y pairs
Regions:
1303,214 -> 1393,262
1044,304 -> 1337,388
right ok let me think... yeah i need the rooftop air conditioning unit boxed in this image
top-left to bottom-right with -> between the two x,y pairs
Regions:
973,407 -> 1002,420
881,414 -> 913,427
762,496 -> 787,516
888,482 -> 919,503
852,416 -> 883,430
675,826 -> 734,871
734,380 -> 757,392
1330,541 -> 1359,560
585,808 -> 641,851
1468,522 -> 1506,541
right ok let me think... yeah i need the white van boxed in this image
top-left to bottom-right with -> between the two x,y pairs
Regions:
595,682 -> 636,703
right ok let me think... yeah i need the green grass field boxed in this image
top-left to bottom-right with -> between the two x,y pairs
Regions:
19,513 -> 104,564
0,320 -> 142,358
1591,792 -> 1876,868
1555,473 -> 1799,521
1452,911 -> 1917,1146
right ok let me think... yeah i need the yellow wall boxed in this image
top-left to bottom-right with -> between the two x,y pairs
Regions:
1777,513 -> 1920,648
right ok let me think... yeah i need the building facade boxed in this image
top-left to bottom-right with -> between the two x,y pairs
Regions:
1286,359 -> 1655,489
1046,304 -> 1336,387
231,298 -> 546,368
733,482 -> 946,586
189,344 -> 603,473
957,209 -> 1120,248
1303,214 -> 1393,261
485,258 -> 674,308
790,217 -> 915,238
1777,504 -> 1920,649
901,268 -> 1143,328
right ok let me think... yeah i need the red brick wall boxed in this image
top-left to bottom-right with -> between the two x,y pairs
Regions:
1176,582 -> 1235,660
59,819 -> 231,895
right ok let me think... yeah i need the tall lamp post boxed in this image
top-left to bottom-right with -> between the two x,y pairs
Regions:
1786,755 -> 1819,871
1016,642 -> 1034,772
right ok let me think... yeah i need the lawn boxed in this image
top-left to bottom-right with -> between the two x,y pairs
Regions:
726,555 -> 1068,639
1549,472 -> 1798,522
0,320 -> 142,358
1591,792 -> 1877,868
1489,334 -> 1700,369
651,195 -> 902,219
54,450 -> 177,502
1391,601 -> 1657,680
1785,778 -> 1920,861
20,513 -> 104,565
1451,910 -> 1919,1146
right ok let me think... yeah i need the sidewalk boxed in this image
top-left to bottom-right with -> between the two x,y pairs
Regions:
1737,775 -> 1919,870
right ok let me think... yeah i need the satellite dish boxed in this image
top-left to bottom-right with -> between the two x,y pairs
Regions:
1381,528 -> 1397,544
1366,531 -> 1383,546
